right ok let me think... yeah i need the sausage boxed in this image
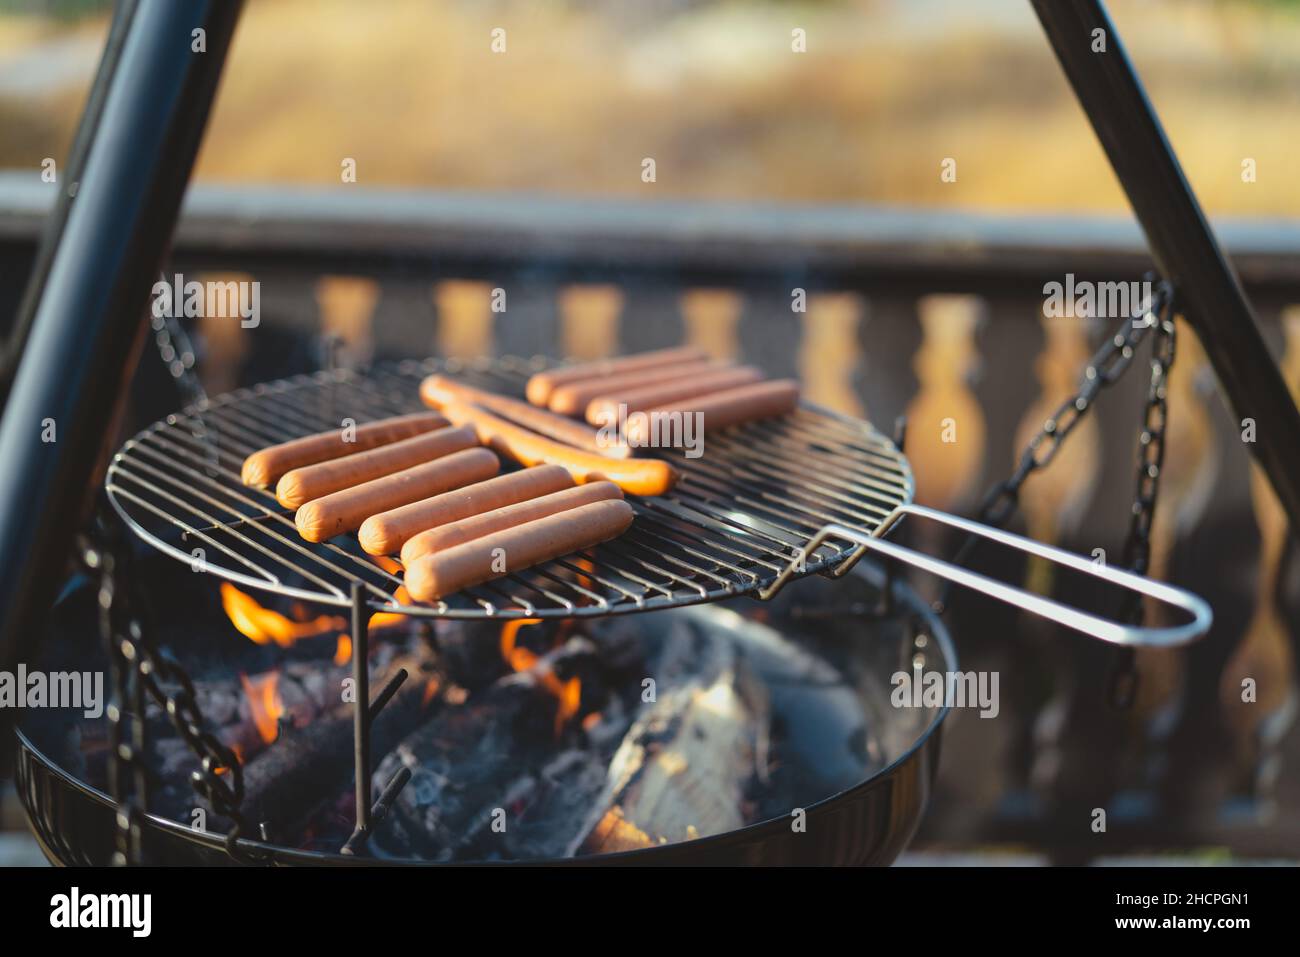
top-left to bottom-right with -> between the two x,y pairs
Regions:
584,365 -> 763,426
294,447 -> 499,543
240,412 -> 447,488
400,481 -> 623,564
437,400 -> 679,496
546,360 -> 714,416
276,425 -> 478,509
419,374 -> 629,459
359,464 -> 574,557
525,346 -> 708,406
404,498 -> 635,601
623,379 -> 801,446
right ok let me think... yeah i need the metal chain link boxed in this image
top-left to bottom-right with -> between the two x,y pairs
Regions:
76,300 -> 255,863
84,509 -> 266,864
96,553 -> 145,866
149,283 -> 207,408
958,280 -> 1172,536
1108,301 -> 1177,706
940,278 -> 1176,707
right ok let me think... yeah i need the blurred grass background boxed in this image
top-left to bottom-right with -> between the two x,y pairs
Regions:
1,0 -> 1299,216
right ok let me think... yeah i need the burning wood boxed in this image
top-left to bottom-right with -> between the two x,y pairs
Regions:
366,614 -> 773,860
500,618 -> 583,735
371,637 -> 600,860
239,671 -> 285,746
147,660 -> 343,776
207,652 -> 442,834
571,623 -> 770,855
467,745 -> 616,860
134,581 -> 784,860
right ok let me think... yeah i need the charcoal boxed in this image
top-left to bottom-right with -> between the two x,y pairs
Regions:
370,637 -> 598,860
198,654 -> 441,837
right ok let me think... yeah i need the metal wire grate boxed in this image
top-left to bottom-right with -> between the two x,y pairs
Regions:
105,356 -> 913,619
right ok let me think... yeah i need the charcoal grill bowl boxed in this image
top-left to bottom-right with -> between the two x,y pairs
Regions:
14,559 -> 952,866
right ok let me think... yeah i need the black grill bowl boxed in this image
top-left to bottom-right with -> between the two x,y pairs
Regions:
16,561 -> 952,866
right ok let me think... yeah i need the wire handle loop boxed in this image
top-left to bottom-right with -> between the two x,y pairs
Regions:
759,504 -> 1211,648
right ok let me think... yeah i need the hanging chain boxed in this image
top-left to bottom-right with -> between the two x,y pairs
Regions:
150,275 -> 208,409
94,541 -> 146,865
78,289 -> 256,862
960,280 -> 1172,536
941,278 -> 1177,707
1107,300 -> 1177,706
84,509 -> 265,864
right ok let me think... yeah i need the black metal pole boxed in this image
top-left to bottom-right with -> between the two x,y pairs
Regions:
0,0 -> 139,407
1029,0 -> 1300,534
0,0 -> 243,756
350,583 -> 372,842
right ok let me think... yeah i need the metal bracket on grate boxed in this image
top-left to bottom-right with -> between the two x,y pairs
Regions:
105,356 -> 913,620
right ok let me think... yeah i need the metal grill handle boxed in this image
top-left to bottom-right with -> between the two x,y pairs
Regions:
760,504 -> 1211,648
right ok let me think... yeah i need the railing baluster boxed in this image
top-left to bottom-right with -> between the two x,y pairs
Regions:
493,276 -> 561,359
736,286 -> 800,380
370,278 -> 439,361
617,282 -> 685,354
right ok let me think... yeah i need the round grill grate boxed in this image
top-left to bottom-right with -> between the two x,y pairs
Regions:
106,356 -> 913,619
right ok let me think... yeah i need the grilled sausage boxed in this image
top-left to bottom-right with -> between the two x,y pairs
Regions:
584,365 -> 763,426
359,464 -> 574,557
276,425 -> 478,509
240,412 -> 447,488
404,498 -> 635,601
399,481 -> 622,564
525,346 -> 708,406
294,447 -> 499,543
546,360 -> 714,416
623,379 -> 801,446
419,374 -> 629,459
437,400 -> 679,496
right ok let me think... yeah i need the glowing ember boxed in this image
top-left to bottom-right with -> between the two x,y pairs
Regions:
575,557 -> 595,592
422,674 -> 442,707
239,671 -> 285,745
214,746 -> 240,774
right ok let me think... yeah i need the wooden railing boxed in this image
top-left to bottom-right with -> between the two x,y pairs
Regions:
2,175 -> 1297,860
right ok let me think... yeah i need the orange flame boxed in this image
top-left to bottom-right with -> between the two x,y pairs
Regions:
500,617 -> 542,672
368,583 -> 415,633
499,618 -> 581,735
214,744 -> 241,775
333,634 -> 352,666
239,671 -> 285,745
221,583 -> 345,647
222,583 -> 414,666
